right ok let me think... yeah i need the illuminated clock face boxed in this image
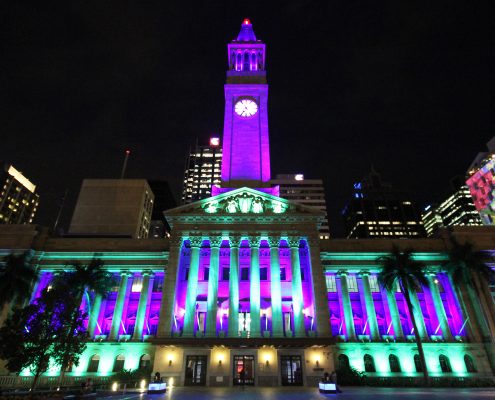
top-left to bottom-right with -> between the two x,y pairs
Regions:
235,98 -> 258,117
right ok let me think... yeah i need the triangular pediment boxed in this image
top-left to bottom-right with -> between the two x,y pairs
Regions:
165,187 -> 324,217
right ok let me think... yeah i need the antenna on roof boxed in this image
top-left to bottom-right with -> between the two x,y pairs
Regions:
120,149 -> 131,179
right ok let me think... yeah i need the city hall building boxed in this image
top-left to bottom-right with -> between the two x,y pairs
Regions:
1,20 -> 494,387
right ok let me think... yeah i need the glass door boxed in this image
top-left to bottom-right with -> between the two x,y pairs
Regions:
233,355 -> 255,386
184,356 -> 207,386
280,356 -> 303,386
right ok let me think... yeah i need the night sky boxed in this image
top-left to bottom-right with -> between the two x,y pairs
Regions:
2,2 -> 494,237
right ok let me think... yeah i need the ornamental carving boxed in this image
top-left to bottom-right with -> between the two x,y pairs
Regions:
203,192 -> 288,214
288,237 -> 301,248
189,236 -> 204,248
209,236 -> 223,248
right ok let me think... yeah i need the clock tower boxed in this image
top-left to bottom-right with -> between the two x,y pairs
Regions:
219,19 -> 272,191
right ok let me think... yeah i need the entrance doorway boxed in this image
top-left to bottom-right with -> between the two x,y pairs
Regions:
184,356 -> 207,386
233,355 -> 255,386
280,356 -> 303,386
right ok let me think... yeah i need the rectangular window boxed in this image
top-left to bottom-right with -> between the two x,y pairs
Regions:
325,275 -> 336,292
222,267 -> 230,281
347,275 -> 358,292
300,267 -> 305,281
260,267 -> 268,281
131,276 -> 143,292
152,276 -> 163,292
184,267 -> 189,281
241,267 -> 249,281
369,275 -> 380,292
204,267 -> 209,281
280,267 -> 286,281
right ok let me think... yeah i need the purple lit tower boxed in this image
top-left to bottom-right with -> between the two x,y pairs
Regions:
213,19 -> 277,196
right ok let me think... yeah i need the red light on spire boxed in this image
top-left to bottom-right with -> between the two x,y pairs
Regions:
125,149 -> 131,155
243,18 -> 251,25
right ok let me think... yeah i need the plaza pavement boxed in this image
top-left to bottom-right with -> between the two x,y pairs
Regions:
96,386 -> 495,400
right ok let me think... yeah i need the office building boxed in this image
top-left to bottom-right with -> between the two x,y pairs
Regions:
182,137 -> 222,204
271,174 -> 330,239
69,179 -> 154,238
0,162 -> 39,225
147,180 -> 177,238
342,169 -> 424,238
422,184 -> 482,237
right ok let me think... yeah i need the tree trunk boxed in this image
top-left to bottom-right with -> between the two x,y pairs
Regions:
31,370 -> 41,391
402,288 -> 429,386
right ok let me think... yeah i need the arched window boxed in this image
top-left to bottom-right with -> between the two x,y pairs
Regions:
364,354 -> 376,372
140,354 -> 151,369
464,354 -> 477,373
113,354 -> 125,372
389,354 -> 401,372
243,52 -> 250,71
338,354 -> 350,370
414,354 -> 423,372
87,355 -> 100,373
439,355 -> 452,373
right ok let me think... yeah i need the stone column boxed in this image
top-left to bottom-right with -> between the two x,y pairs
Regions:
383,287 -> 404,340
157,236 -> 183,338
359,271 -> 381,341
307,238 -> 332,338
249,235 -> 261,337
426,271 -> 453,341
338,270 -> 356,341
228,236 -> 241,337
132,271 -> 153,341
268,236 -> 283,337
289,237 -> 305,337
182,236 -> 203,337
109,272 -> 130,341
87,294 -> 103,338
206,237 -> 222,337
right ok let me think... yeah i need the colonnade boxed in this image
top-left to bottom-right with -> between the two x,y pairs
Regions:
332,269 -> 461,342
159,234 -> 326,338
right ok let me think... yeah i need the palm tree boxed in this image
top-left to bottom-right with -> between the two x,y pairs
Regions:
0,252 -> 39,325
51,258 -> 115,386
377,246 -> 429,385
444,237 -> 495,342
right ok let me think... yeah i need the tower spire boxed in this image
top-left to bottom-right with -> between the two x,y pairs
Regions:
237,18 -> 257,41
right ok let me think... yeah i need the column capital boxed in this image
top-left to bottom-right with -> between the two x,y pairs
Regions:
209,236 -> 222,249
142,270 -> 154,278
358,270 -> 371,277
267,236 -> 280,248
288,236 -> 301,248
425,269 -> 437,277
248,235 -> 261,248
189,236 -> 204,249
229,236 -> 242,248
337,269 -> 348,277
119,271 -> 132,277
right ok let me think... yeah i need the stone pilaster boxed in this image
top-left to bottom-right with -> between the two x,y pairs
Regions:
109,272 -> 130,341
132,271 -> 153,340
228,236 -> 241,337
426,271 -> 453,341
359,271 -> 381,341
206,236 -> 222,337
182,236 -> 204,337
249,235 -> 261,337
268,236 -> 283,337
289,237 -> 305,337
87,294 -> 102,338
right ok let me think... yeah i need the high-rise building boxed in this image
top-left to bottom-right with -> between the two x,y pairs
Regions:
1,20 -> 494,388
466,136 -> 495,225
342,168 -> 424,238
69,179 -> 154,238
182,137 -> 222,204
0,162 -> 39,225
270,174 -> 330,239
147,180 -> 177,238
421,181 -> 482,237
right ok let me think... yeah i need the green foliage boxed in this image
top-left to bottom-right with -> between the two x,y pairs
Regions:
444,237 -> 494,287
114,367 -> 152,387
335,366 -> 366,386
0,252 -> 38,307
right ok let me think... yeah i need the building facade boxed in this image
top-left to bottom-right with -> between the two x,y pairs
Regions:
270,174 -> 331,239
342,169 -> 425,239
0,163 -> 39,225
69,179 -> 154,239
182,138 -> 222,204
466,137 -> 495,225
0,20 -> 494,389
